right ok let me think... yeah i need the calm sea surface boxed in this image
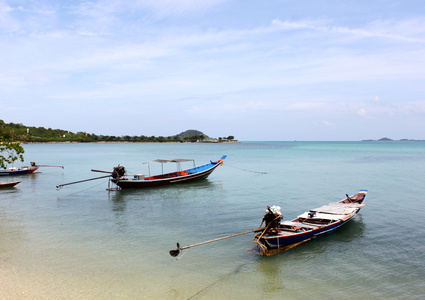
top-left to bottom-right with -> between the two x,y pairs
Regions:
1,141 -> 424,299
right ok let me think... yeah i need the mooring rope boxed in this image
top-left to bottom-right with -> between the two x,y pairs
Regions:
187,262 -> 249,299
225,163 -> 267,174
175,248 -> 189,260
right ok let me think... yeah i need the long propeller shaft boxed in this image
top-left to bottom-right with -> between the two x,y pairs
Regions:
91,169 -> 113,174
56,175 -> 111,189
169,227 -> 266,257
37,165 -> 64,168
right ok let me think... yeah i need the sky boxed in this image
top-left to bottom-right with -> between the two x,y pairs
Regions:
1,0 -> 425,141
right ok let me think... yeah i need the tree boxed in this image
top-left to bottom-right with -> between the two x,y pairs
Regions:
0,140 -> 25,169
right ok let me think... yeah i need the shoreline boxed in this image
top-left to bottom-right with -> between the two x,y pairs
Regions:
21,140 -> 240,144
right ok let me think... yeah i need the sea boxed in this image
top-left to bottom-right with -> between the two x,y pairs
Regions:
0,141 -> 424,299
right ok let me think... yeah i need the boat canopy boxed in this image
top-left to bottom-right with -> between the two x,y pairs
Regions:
154,159 -> 194,163
153,158 -> 196,173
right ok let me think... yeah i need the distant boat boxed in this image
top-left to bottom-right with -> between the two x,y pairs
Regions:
106,156 -> 227,190
0,180 -> 21,188
250,190 -> 367,255
0,162 -> 64,176
0,162 -> 39,176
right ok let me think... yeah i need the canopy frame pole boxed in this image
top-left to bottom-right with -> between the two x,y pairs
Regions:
143,162 -> 150,176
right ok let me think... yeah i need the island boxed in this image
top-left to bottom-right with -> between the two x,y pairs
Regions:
362,137 -> 424,142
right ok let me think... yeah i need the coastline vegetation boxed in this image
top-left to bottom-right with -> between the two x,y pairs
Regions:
0,120 -> 236,143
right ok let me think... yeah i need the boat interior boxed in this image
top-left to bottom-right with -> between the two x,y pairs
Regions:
270,193 -> 367,234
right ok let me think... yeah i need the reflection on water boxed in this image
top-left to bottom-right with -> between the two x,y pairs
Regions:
255,257 -> 285,293
0,188 -> 21,195
106,180 -> 223,233
108,180 -> 220,209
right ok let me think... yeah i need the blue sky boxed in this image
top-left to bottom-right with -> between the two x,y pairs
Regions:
1,0 -> 424,141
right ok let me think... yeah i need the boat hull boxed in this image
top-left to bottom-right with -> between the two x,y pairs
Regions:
111,157 -> 224,190
0,167 -> 39,176
262,216 -> 353,249
0,180 -> 22,188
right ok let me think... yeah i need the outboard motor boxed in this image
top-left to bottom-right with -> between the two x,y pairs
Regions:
112,165 -> 126,178
263,205 -> 282,229
308,210 -> 316,218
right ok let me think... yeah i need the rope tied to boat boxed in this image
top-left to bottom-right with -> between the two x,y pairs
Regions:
225,163 -> 267,174
175,247 -> 190,260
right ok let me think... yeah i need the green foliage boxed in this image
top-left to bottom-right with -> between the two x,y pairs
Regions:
0,141 -> 25,169
183,134 -> 206,142
0,120 -> 235,144
0,120 -> 25,168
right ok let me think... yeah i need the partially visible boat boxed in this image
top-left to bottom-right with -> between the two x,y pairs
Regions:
0,162 -> 39,176
107,156 -> 227,190
0,180 -> 21,188
250,190 -> 367,256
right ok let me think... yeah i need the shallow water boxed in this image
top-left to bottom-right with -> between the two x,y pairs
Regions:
1,141 -> 424,299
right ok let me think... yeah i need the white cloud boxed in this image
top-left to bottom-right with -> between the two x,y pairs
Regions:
358,108 -> 368,117
321,120 -> 337,128
1,1 -> 425,140
286,102 -> 326,111
271,18 -> 425,43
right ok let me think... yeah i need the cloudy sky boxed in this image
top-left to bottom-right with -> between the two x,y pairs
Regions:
1,0 -> 424,141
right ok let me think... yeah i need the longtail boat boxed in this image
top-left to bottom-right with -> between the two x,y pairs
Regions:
0,162 -> 64,176
84,155 -> 227,190
250,190 -> 367,255
0,162 -> 39,176
169,190 -> 366,258
0,180 -> 21,188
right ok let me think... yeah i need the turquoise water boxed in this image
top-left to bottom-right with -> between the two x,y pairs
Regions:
1,141 -> 424,299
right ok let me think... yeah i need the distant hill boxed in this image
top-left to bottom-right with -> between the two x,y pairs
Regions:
174,130 -> 208,139
363,137 -> 423,142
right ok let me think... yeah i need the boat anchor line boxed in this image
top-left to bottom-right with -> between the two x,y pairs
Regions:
225,163 -> 267,174
186,262 -> 249,299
